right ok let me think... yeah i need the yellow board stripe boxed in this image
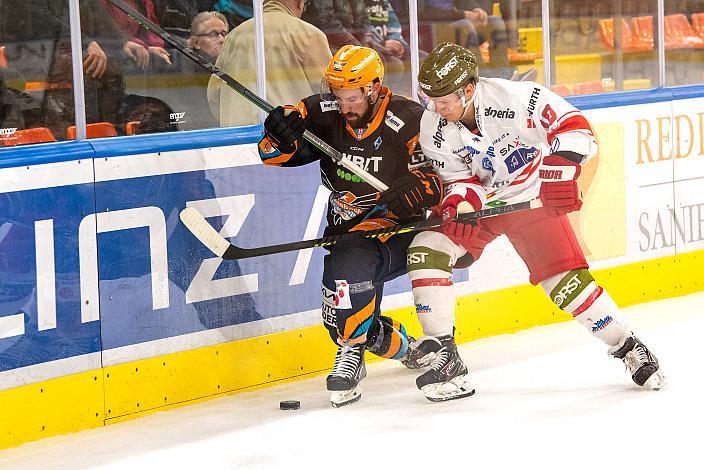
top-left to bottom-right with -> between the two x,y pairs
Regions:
1,250 -> 701,450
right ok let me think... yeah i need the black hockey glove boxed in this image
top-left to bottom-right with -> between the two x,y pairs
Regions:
379,169 -> 442,219
264,105 -> 306,154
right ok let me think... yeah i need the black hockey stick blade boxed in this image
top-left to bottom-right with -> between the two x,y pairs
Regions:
104,0 -> 387,191
181,200 -> 541,261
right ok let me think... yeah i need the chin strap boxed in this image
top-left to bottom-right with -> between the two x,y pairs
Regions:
459,87 -> 477,121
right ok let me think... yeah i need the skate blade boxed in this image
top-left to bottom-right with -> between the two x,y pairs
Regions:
643,370 -> 666,391
330,387 -> 362,408
422,374 -> 475,402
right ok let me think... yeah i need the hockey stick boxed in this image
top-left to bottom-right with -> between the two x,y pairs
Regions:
104,0 -> 388,192
180,200 -> 542,260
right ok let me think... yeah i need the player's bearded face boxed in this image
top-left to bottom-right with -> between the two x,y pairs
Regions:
332,88 -> 373,128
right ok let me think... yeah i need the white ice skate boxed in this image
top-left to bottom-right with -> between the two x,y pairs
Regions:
327,344 -> 366,407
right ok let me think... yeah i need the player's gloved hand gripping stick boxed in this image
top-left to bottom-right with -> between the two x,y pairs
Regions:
104,0 -> 388,192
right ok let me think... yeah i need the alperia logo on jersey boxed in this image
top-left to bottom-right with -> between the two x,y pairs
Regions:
484,107 -> 515,119
432,118 -> 448,148
435,55 -> 458,78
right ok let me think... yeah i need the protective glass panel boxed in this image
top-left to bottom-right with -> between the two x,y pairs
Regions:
0,1 -> 75,145
406,0 -> 540,83
664,1 -> 704,86
549,0 -> 659,95
79,0 -> 248,137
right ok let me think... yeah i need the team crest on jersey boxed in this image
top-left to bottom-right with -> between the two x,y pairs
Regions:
374,136 -> 383,149
329,191 -> 378,224
384,110 -> 405,132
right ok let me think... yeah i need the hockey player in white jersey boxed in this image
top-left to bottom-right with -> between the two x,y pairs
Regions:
406,42 -> 664,402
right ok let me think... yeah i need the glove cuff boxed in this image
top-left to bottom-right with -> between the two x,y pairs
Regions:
541,155 -> 581,181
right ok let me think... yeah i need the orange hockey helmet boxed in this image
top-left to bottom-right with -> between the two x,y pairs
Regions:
323,45 -> 384,97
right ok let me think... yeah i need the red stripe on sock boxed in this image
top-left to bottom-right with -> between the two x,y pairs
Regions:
412,278 -> 453,288
572,286 -> 603,317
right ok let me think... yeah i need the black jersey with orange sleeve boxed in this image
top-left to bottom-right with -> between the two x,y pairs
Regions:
258,88 -> 438,236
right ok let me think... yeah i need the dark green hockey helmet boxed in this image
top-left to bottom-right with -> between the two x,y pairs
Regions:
418,42 -> 478,97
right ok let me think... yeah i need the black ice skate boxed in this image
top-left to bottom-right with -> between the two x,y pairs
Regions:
416,335 -> 475,402
401,336 -> 442,369
609,334 -> 665,390
327,344 -> 367,407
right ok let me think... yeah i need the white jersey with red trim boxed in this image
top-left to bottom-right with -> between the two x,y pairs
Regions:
419,77 -> 598,206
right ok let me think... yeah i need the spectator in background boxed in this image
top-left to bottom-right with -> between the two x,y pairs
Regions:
212,0 -> 254,29
2,0 -> 130,138
302,0 -> 371,53
153,0 -> 214,38
188,11 -> 229,60
208,0 -> 331,127
100,0 -> 173,68
454,0 -> 534,80
366,0 -> 426,96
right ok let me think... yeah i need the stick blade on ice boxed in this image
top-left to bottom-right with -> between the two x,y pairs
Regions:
179,207 -> 230,257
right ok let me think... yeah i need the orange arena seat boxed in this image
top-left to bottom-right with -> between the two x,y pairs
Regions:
572,81 -> 605,95
0,127 -> 56,146
125,121 -> 141,135
664,14 -> 704,48
598,18 -> 652,52
0,46 -> 7,68
692,13 -> 704,39
550,84 -> 572,96
67,122 -> 118,140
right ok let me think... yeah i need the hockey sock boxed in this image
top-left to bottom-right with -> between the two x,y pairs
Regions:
410,282 -> 455,337
407,237 -> 458,338
368,316 -> 410,360
542,269 -> 629,346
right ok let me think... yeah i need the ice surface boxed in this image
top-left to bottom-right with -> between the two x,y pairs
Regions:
1,292 -> 702,470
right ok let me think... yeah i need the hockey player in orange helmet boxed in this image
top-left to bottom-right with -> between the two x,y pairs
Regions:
258,46 -> 445,407
321,45 -> 385,129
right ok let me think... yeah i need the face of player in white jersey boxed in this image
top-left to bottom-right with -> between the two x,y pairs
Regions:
421,83 -> 477,123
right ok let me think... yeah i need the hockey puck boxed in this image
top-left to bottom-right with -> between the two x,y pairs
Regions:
279,400 -> 300,410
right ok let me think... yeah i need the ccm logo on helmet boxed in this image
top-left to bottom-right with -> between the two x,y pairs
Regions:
436,56 -> 458,79
484,107 -> 515,119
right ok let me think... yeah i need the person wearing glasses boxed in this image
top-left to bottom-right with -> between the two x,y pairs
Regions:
257,46 -> 445,407
188,11 -> 230,61
208,0 -> 332,127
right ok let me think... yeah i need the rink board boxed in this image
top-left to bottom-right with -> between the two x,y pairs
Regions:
1,88 -> 704,449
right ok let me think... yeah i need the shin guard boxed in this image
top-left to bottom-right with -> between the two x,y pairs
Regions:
407,232 -> 461,338
368,315 -> 411,360
543,269 -> 629,346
